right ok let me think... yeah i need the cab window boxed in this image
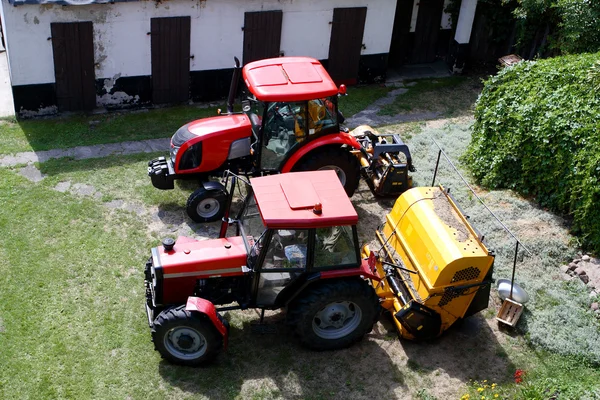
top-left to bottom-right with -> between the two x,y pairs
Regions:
314,225 -> 358,268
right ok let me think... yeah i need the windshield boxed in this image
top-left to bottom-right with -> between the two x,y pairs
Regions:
238,191 -> 267,259
245,99 -> 264,139
306,96 -> 338,134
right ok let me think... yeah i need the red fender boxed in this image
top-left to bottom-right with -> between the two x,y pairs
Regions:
320,259 -> 381,282
185,297 -> 229,349
281,132 -> 361,173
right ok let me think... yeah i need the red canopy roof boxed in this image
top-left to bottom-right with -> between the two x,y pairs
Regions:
251,171 -> 358,229
242,57 -> 339,102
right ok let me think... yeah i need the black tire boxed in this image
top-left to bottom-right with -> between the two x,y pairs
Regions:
152,305 -> 223,367
186,186 -> 227,223
293,148 -> 360,196
287,280 -> 380,351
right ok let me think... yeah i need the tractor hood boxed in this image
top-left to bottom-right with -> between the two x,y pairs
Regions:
153,235 -> 248,278
172,114 -> 252,147
171,114 -> 252,173
150,236 -> 248,305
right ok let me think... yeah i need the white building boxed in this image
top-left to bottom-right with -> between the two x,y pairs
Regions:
0,0 -> 478,115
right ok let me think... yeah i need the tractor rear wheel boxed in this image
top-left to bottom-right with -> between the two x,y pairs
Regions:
152,305 -> 223,367
186,185 -> 227,223
293,148 -> 360,196
287,280 -> 380,351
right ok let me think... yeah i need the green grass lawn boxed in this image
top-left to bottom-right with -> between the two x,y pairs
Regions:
1,78 -> 599,399
0,105 -> 221,155
1,116 -> 599,399
338,84 -> 391,117
378,76 -> 483,118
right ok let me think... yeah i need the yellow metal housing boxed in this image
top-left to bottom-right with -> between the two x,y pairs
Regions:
372,186 -> 494,339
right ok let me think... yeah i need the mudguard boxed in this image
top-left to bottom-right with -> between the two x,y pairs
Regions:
185,297 -> 229,348
280,132 -> 362,173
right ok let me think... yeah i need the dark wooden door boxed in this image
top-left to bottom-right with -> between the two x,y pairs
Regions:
243,11 -> 283,65
51,22 -> 96,112
327,7 -> 367,85
151,16 -> 191,104
389,0 -> 414,66
410,0 -> 445,64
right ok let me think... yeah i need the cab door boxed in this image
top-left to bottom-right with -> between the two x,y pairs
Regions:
252,228 -> 310,306
259,101 -> 308,171
258,98 -> 339,171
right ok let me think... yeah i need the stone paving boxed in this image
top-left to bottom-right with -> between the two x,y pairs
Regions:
345,86 -> 441,129
0,138 -> 169,168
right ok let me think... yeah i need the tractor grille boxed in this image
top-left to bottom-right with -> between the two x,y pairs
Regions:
451,267 -> 480,283
438,290 -> 462,307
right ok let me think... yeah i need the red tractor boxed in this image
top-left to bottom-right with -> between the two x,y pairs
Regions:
148,57 -> 415,222
144,170 -> 382,366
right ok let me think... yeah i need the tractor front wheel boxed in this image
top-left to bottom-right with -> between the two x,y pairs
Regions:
186,185 -> 227,223
287,280 -> 380,351
293,148 -> 360,196
152,305 -> 223,367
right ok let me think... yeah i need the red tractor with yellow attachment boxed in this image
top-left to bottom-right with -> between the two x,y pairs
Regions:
147,57 -> 414,222
144,170 -> 495,366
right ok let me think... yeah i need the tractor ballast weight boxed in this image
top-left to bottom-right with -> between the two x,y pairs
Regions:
365,186 -> 495,340
147,57 -> 414,223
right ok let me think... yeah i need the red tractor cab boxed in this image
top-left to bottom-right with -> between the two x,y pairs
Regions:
148,57 -> 363,222
144,170 -> 381,366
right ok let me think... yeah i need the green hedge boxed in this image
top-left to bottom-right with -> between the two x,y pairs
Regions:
465,53 -> 600,252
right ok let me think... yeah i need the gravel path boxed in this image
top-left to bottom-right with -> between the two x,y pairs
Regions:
345,87 -> 441,128
0,138 -> 169,168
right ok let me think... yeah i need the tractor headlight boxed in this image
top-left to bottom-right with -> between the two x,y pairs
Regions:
170,146 -> 179,163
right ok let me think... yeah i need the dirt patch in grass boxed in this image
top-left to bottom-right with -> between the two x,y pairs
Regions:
511,218 -> 557,242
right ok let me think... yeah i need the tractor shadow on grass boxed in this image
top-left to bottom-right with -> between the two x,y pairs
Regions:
157,310 -> 408,399
397,312 -> 517,386
153,201 -> 224,239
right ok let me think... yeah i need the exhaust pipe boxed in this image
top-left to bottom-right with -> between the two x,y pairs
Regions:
227,57 -> 241,114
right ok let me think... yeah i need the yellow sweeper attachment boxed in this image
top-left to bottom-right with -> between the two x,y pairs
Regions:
365,186 -> 495,340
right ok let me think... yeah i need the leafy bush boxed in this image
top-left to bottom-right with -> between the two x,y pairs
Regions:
515,0 -> 600,54
465,52 -> 600,253
445,0 -> 600,56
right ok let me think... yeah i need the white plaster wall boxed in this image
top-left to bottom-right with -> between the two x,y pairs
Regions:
410,0 -> 454,32
1,0 -> 397,86
442,0 -> 453,30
